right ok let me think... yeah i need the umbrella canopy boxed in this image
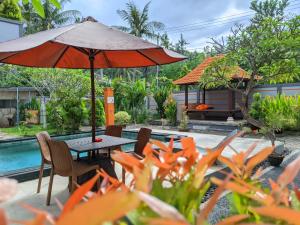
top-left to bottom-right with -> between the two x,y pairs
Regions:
0,18 -> 185,68
0,17 -> 186,141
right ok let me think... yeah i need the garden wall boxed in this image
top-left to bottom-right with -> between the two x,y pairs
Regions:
148,83 -> 300,120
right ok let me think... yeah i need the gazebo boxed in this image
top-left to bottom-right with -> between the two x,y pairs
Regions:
173,55 -> 248,120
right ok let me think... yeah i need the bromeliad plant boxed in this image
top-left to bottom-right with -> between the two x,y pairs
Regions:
1,132 -> 300,225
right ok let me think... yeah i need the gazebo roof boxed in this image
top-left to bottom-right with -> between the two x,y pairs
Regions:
173,55 -> 248,85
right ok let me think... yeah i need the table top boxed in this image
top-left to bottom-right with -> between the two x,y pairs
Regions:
66,135 -> 137,153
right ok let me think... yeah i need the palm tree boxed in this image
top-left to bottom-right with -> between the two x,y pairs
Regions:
115,1 -> 165,40
22,0 -> 81,34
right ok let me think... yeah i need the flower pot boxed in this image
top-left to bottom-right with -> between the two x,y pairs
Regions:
249,124 -> 259,131
268,153 -> 284,167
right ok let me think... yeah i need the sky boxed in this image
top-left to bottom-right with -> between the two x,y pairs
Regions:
65,0 -> 300,51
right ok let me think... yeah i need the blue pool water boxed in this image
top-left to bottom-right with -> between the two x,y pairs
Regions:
0,131 -> 166,175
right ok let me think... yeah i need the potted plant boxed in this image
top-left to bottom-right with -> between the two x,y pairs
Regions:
164,96 -> 177,126
260,113 -> 286,166
115,111 -> 131,128
25,98 -> 40,124
178,111 -> 190,132
268,151 -> 285,167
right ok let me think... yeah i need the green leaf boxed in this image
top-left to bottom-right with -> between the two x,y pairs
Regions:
49,0 -> 61,9
31,0 -> 45,18
22,0 -> 29,5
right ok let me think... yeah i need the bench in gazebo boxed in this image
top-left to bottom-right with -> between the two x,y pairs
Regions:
173,55 -> 248,121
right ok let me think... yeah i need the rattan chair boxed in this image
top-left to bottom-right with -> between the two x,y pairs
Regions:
105,125 -> 123,137
46,139 -> 99,205
36,131 -> 52,193
104,125 -> 123,162
122,128 -> 152,182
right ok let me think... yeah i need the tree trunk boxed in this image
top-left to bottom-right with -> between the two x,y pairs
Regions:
239,84 -> 276,146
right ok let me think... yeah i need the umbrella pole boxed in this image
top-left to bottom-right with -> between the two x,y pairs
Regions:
89,52 -> 96,142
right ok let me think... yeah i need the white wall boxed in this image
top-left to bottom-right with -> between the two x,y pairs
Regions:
0,18 -> 22,42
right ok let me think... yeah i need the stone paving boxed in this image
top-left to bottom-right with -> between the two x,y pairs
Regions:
0,132 -> 17,140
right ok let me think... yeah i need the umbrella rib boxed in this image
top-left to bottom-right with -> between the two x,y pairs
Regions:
53,46 -> 69,68
72,46 -> 89,56
136,50 -> 159,65
102,51 -> 112,68
0,52 -> 21,63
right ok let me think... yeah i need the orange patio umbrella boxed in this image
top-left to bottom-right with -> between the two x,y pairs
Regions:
0,17 -> 186,141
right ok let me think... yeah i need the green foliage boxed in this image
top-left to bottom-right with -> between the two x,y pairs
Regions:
175,34 -> 189,54
164,95 -> 177,126
159,52 -> 205,81
126,80 -> 147,123
178,111 -> 189,131
19,98 -> 40,121
151,77 -> 173,118
112,78 -> 147,123
132,174 -> 210,225
249,93 -> 263,120
135,107 -> 150,124
22,0 -> 80,34
250,93 -> 300,131
46,102 -> 64,133
250,0 -> 289,24
27,98 -> 40,110
112,77 -> 130,112
201,1 -> 300,144
115,1 -> 164,39
0,0 -> 22,20
44,69 -> 90,132
87,99 -> 105,127
115,111 -> 131,125
0,124 -> 56,137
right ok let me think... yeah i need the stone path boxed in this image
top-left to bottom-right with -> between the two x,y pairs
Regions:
276,132 -> 300,151
0,131 -> 17,140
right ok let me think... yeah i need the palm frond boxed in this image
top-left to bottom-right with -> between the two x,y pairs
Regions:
148,21 -> 165,31
112,26 -> 131,33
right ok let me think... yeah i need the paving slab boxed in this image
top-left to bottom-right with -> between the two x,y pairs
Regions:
134,128 -> 277,159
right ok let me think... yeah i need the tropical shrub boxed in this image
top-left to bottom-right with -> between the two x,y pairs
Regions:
127,80 -> 147,123
112,78 -> 147,123
249,93 -> 263,121
19,98 -> 40,121
151,77 -> 174,119
250,94 -> 300,132
46,102 -> 64,134
0,0 -> 22,21
88,99 -> 105,127
164,95 -> 177,126
112,78 -> 130,112
115,111 -> 131,125
178,111 -> 189,131
136,108 -> 151,124
152,86 -> 170,119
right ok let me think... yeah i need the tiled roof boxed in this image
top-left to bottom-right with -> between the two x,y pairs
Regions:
173,55 -> 248,85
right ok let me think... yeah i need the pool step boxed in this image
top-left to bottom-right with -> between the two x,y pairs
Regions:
189,120 -> 246,132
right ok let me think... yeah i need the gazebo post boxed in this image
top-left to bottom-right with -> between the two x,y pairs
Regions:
89,50 -> 96,142
184,85 -> 189,108
202,85 -> 206,104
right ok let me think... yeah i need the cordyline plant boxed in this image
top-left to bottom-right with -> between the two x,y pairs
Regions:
0,132 -> 300,225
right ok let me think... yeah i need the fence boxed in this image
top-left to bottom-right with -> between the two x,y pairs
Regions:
149,83 -> 300,120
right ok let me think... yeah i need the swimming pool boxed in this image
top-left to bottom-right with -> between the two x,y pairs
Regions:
0,130 -> 166,175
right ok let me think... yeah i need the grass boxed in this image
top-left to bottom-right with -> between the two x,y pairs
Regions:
0,124 -> 57,137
